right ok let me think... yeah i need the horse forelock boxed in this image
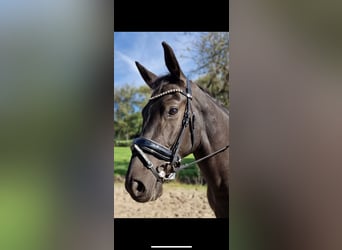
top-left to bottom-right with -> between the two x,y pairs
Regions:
150,74 -> 184,96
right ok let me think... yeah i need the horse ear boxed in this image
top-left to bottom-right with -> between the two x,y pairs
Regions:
162,41 -> 186,81
135,61 -> 158,89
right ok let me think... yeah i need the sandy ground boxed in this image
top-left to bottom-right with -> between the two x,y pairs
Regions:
114,181 -> 215,218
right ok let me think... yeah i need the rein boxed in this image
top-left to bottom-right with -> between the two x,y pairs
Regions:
177,144 -> 229,171
131,78 -> 229,182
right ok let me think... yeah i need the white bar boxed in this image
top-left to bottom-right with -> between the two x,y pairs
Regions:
151,246 -> 192,249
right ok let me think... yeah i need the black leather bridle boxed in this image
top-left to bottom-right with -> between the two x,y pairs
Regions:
131,78 -> 194,182
131,78 -> 229,182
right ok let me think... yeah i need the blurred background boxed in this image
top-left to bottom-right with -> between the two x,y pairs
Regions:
230,0 -> 342,249
0,1 -> 113,250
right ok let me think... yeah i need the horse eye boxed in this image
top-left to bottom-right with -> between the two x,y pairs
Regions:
168,107 -> 178,115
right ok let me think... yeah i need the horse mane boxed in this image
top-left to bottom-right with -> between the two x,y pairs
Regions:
197,84 -> 230,116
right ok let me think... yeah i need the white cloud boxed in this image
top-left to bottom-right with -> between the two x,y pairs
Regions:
115,50 -> 138,73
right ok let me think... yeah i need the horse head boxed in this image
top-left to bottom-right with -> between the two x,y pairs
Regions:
125,42 -> 199,202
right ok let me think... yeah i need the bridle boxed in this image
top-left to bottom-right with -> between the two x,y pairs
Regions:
131,78 -> 229,182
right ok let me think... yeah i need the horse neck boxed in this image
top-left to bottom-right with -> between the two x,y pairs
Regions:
192,84 -> 229,160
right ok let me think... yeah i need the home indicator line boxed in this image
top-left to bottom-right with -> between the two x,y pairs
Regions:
151,246 -> 192,249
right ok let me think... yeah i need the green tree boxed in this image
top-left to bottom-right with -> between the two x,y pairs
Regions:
188,32 -> 229,108
114,84 -> 150,140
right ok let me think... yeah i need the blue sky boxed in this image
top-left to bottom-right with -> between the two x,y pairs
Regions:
114,32 -> 205,88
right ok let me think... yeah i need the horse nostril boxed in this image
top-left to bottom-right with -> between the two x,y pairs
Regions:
132,179 -> 145,194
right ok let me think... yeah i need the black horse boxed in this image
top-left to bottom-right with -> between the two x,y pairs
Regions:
125,42 -> 229,218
